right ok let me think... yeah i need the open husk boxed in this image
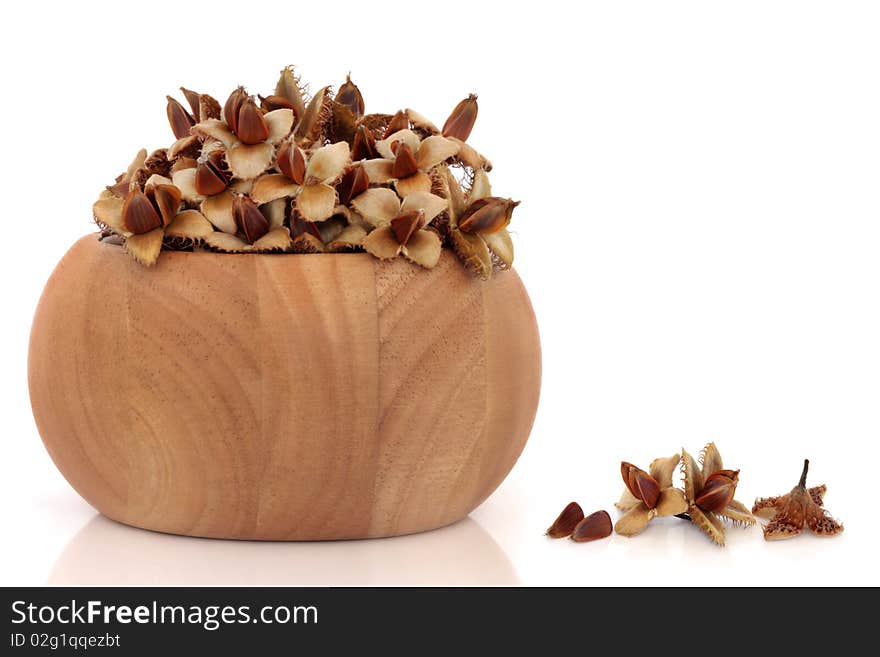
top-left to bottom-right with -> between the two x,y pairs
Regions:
92,67 -> 520,276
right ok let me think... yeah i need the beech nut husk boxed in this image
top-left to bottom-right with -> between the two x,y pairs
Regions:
93,66 -> 521,274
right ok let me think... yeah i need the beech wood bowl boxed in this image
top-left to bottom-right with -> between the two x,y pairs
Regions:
28,236 -> 541,540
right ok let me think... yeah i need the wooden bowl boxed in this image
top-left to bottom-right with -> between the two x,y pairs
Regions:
28,236 -> 541,540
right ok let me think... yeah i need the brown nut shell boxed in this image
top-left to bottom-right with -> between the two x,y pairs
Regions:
233,195 -> 270,244
696,470 -> 739,513
390,210 -> 425,246
621,462 -> 661,509
571,510 -> 613,542
442,94 -> 478,141
546,501 -> 585,538
236,98 -> 270,145
122,188 -> 163,235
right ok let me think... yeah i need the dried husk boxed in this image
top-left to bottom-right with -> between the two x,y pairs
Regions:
482,229 -> 514,268
362,226 -> 401,260
451,228 -> 493,280
200,191 -> 237,234
296,183 -> 338,223
295,85 -> 332,145
251,174 -> 299,205
406,108 -> 439,135
164,209 -> 215,240
394,171 -> 432,196
306,142 -> 350,184
274,66 -> 307,121
93,196 -> 126,234
614,503 -> 654,537
655,488 -> 688,517
125,228 -> 164,266
260,198 -> 287,230
264,108 -> 295,143
327,224 -> 367,252
227,142 -> 274,180
400,191 -> 447,225
95,68 -> 519,273
416,135 -> 460,170
401,229 -> 442,268
351,188 -> 400,227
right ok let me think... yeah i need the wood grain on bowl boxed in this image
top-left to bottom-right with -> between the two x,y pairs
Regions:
28,236 -> 541,540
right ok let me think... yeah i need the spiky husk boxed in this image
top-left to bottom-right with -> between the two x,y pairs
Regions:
93,67 -> 519,275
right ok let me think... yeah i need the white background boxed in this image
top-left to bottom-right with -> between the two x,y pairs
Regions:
1,0 -> 878,586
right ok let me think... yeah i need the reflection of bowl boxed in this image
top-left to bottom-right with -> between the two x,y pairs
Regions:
29,236 -> 541,540
48,515 -> 519,585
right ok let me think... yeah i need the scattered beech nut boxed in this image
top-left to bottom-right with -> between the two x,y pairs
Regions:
442,94 -> 478,142
571,510 -> 613,542
546,501 -> 584,538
